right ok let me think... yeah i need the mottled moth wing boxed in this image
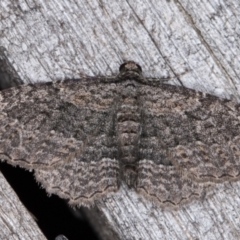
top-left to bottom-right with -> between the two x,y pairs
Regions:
35,154 -> 119,206
137,160 -> 205,207
137,83 -> 240,205
0,79 -> 116,168
0,78 -> 120,205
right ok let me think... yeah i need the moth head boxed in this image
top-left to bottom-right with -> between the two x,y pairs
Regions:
118,61 -> 143,81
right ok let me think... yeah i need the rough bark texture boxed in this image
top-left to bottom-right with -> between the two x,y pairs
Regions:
1,0 -> 240,239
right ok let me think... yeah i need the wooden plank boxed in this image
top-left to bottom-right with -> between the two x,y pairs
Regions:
0,170 -> 47,240
1,0 -> 240,239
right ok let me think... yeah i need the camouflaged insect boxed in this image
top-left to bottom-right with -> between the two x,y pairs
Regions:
1,61 -> 240,207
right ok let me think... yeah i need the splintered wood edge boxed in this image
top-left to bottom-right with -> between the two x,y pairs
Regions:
0,171 -> 47,240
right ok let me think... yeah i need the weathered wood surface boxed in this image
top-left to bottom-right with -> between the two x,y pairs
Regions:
0,171 -> 47,240
1,0 -> 240,239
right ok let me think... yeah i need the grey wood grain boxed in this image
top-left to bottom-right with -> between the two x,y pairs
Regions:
1,0 -> 240,239
0,171 -> 47,240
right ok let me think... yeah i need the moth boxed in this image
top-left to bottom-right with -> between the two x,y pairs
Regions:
1,61 -> 240,207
